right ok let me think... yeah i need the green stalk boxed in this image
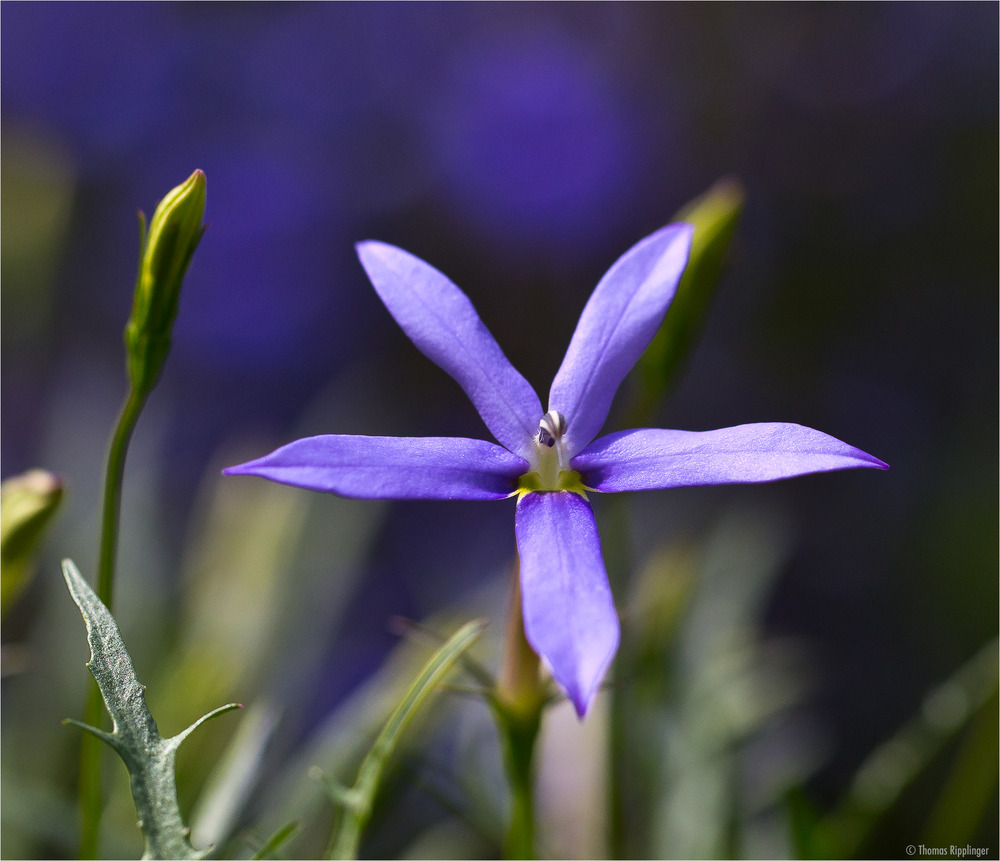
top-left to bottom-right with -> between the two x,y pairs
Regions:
78,385 -> 147,858
494,564 -> 545,860
495,705 -> 541,860
97,387 -> 146,610
77,718 -> 103,860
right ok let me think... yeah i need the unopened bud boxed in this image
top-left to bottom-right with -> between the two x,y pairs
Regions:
124,169 -> 206,394
1,469 -> 64,617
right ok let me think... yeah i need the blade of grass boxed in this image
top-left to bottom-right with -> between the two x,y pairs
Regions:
319,618 -> 487,860
250,821 -> 302,861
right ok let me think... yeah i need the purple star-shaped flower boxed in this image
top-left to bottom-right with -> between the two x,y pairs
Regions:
225,224 -> 887,717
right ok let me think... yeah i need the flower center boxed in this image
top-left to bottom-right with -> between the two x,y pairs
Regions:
516,410 -> 587,499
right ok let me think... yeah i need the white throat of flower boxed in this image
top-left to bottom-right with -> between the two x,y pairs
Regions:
517,410 -> 588,498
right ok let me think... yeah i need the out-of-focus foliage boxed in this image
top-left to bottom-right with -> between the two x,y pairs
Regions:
808,639 -> 998,859
0,130 -> 74,357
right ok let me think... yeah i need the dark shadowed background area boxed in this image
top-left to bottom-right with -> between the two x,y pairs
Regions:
2,3 -> 997,859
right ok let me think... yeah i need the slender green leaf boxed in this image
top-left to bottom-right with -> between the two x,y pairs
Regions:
320,618 -> 487,860
250,821 -> 302,861
62,559 -> 240,860
391,615 -> 496,690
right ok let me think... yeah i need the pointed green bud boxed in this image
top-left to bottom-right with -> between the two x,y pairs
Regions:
1,469 -> 64,618
124,169 -> 206,395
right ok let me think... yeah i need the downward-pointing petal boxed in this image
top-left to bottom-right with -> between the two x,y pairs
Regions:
224,435 -> 526,500
514,491 -> 619,717
572,423 -> 889,492
549,223 -> 693,456
357,241 -> 542,458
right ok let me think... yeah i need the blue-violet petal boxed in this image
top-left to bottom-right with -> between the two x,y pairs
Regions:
572,423 -> 889,492
514,490 -> 619,717
224,435 -> 527,500
548,223 -> 693,456
357,241 -> 543,458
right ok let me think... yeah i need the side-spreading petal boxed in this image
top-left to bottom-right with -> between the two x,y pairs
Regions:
224,435 -> 527,500
548,223 -> 693,456
572,423 -> 889,492
357,241 -> 542,459
514,491 -> 619,717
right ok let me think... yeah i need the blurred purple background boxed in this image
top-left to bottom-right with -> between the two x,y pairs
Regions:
2,2 -> 996,853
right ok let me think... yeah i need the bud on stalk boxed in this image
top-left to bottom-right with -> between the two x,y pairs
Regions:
124,169 -> 206,395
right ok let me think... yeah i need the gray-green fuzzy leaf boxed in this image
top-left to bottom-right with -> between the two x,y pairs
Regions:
62,559 -> 239,860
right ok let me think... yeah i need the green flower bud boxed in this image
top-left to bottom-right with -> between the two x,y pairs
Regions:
124,169 -> 206,395
1,469 -> 64,618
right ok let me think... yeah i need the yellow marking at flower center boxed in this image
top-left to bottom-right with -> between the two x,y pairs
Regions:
515,468 -> 589,503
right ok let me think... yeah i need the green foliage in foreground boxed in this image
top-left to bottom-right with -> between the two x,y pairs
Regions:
62,559 -> 240,860
315,618 -> 488,860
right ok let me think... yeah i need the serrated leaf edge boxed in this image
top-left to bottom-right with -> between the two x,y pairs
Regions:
62,559 -> 239,860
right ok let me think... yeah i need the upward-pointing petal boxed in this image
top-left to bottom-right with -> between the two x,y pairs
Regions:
549,223 -> 693,457
357,241 -> 542,459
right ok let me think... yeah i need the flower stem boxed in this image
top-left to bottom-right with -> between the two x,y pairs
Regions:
495,563 -> 544,860
97,387 -> 145,609
78,385 -> 147,859
496,704 -> 541,860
